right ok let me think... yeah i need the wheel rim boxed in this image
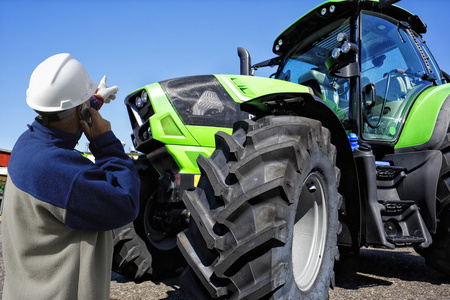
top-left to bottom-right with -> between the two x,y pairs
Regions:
292,172 -> 328,291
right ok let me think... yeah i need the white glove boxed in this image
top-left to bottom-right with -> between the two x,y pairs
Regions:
95,75 -> 119,104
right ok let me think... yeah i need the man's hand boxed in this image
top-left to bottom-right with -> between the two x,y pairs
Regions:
79,107 -> 111,141
95,75 -> 119,104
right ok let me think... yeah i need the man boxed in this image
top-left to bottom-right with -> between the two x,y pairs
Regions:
1,53 -> 140,299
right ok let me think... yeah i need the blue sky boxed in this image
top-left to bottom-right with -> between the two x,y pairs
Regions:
1,0 -> 449,152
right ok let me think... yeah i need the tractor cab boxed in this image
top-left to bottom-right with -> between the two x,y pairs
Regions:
252,0 -> 443,147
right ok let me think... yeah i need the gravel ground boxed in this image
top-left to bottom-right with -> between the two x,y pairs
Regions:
109,245 -> 450,299
109,247 -> 450,300
1,219 -> 449,299
110,272 -> 192,300
330,247 -> 450,300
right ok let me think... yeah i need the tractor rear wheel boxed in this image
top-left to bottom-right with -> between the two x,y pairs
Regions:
417,130 -> 450,276
177,115 -> 341,299
112,157 -> 186,280
112,222 -> 153,280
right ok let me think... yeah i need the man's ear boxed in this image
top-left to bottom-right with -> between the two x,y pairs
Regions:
76,104 -> 83,119
79,103 -> 92,127
76,101 -> 89,119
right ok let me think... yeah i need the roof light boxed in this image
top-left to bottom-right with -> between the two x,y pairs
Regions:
321,7 -> 327,15
330,5 -> 336,13
275,39 -> 283,51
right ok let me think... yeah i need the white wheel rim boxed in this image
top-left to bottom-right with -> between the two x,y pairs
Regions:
292,172 -> 328,291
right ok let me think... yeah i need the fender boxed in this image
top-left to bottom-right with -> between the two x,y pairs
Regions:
241,92 -> 361,248
396,83 -> 450,152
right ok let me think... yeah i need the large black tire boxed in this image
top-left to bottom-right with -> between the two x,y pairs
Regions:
112,157 -> 186,280
112,222 -> 153,280
177,116 -> 341,299
417,130 -> 450,276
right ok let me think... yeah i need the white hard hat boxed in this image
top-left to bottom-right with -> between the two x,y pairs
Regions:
26,53 -> 97,112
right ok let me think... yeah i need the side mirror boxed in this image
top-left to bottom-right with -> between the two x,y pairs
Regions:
363,83 -> 376,110
408,15 -> 427,34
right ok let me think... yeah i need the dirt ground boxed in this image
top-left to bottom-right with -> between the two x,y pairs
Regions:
109,246 -> 450,300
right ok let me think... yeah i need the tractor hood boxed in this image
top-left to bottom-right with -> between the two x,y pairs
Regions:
124,75 -> 311,153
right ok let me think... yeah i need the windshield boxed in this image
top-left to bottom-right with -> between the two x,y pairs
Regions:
277,18 -> 352,121
360,11 -> 440,141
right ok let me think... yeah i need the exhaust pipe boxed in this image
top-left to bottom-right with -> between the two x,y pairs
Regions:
237,47 -> 251,75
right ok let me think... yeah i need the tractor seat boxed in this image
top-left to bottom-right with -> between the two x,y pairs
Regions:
375,70 -> 412,102
298,70 -> 339,106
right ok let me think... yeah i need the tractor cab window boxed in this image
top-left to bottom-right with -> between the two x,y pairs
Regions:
360,11 -> 440,141
277,19 -> 351,121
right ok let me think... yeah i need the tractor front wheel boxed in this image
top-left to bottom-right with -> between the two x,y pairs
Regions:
177,115 -> 341,299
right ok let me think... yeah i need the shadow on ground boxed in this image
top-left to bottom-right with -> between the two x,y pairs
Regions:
334,247 -> 449,290
111,271 -> 193,299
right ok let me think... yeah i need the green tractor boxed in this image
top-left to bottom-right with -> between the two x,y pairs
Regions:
112,0 -> 450,298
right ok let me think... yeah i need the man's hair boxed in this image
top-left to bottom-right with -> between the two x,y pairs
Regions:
35,107 -> 77,125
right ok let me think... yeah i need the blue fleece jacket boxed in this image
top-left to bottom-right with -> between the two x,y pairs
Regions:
7,120 -> 140,231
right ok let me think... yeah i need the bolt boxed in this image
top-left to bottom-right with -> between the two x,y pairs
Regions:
307,183 -> 317,193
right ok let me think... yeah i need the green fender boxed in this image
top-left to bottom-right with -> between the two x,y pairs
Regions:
396,84 -> 450,151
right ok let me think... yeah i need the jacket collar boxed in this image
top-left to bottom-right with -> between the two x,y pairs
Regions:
29,120 -> 81,150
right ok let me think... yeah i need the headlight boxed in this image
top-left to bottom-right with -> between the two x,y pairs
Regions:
337,32 -> 348,42
341,42 -> 352,53
136,96 -> 143,108
332,48 -> 341,58
141,90 -> 148,104
341,41 -> 358,55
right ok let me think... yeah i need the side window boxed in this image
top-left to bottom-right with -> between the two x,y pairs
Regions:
361,30 -> 410,104
360,12 -> 432,141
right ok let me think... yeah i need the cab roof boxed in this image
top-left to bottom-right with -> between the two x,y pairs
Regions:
273,0 -> 422,56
